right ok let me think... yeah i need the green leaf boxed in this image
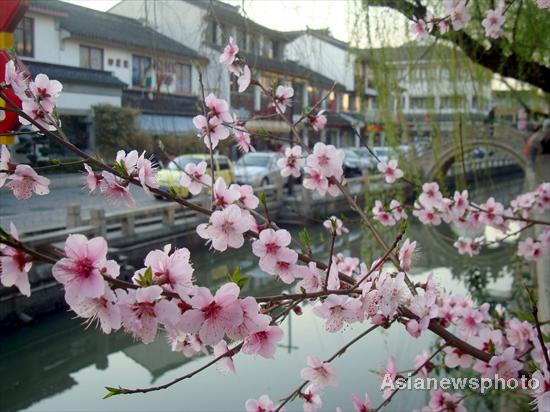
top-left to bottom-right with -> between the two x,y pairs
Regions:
259,191 -> 267,206
103,386 -> 123,399
233,266 -> 241,281
135,267 -> 153,287
236,276 -> 250,289
298,228 -> 311,251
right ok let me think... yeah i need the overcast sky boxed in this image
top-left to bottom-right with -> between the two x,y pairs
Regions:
64,0 -> 408,46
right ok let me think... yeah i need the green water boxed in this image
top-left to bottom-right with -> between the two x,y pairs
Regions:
0,176 -> 526,412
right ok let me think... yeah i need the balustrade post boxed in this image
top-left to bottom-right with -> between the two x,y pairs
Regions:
66,203 -> 81,229
121,214 -> 135,236
163,206 -> 176,226
90,208 -> 106,237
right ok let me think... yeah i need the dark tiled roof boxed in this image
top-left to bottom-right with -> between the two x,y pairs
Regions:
30,0 -> 207,61
359,42 -> 458,63
22,60 -> 126,88
239,51 -> 345,90
184,0 -> 287,40
326,112 -> 355,128
283,29 -> 349,51
122,89 -> 200,116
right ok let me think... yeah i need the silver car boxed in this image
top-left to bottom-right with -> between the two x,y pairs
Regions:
234,152 -> 284,187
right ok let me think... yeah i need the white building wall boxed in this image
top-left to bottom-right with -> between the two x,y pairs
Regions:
24,12 -> 61,64
393,61 -> 492,116
110,0 -> 225,98
58,92 -> 121,114
285,34 -> 355,91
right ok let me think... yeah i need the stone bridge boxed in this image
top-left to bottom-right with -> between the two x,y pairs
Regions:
415,124 -> 529,182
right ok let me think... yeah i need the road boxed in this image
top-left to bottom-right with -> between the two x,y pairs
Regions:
0,174 -> 162,234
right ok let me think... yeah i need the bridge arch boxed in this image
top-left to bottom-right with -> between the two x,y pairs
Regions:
418,125 -> 529,182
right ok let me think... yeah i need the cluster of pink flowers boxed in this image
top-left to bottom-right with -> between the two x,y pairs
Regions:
366,181 -> 550,262
83,149 -> 159,206
372,199 -> 407,226
409,0 -> 472,40
219,37 -> 251,93
5,59 -> 61,131
303,142 -> 345,197
45,233 -> 290,364
323,216 -> 349,236
252,228 -> 298,284
517,228 -> 550,261
482,5 -> 506,39
4,32 -> 550,412
0,144 -> 50,200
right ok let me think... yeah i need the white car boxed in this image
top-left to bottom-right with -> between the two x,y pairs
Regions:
234,152 -> 284,187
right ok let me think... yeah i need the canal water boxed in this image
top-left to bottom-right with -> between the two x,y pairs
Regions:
0,175 -> 526,412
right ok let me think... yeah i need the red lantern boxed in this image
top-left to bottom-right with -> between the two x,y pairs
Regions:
0,50 -> 22,139
0,0 -> 29,143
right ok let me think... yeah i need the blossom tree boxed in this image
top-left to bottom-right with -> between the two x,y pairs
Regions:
1,9 -> 550,411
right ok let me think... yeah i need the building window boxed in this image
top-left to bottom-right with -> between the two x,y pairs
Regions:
410,96 -> 434,110
263,39 -> 273,58
237,30 -> 248,51
79,45 -> 103,70
175,63 -> 192,94
132,55 -> 152,88
472,96 -> 487,111
440,96 -> 464,110
14,17 -> 34,57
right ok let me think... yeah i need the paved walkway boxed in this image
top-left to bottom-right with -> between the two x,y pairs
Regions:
0,174 -> 159,234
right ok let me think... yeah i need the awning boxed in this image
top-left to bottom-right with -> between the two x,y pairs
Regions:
137,114 -> 195,135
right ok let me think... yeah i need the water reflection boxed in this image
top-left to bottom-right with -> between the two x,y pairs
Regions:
0,175 -> 525,412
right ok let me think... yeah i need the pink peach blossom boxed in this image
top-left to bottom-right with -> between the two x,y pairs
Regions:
300,355 -> 339,391
312,295 -> 362,332
230,183 -> 259,209
227,296 -> 271,340
197,205 -> 251,251
0,223 -> 32,296
303,385 -> 322,412
193,115 -> 230,149
252,228 -> 292,268
6,164 -> 50,200
308,110 -> 327,132
52,234 -> 119,304
277,145 -> 304,178
179,160 -> 212,195
245,395 -> 277,412
140,244 -> 194,297
219,37 -> 239,66
377,159 -> 403,184
213,340 -> 236,374
205,93 -> 233,123
83,163 -> 101,193
242,325 -> 284,358
68,285 -> 121,334
273,85 -> 293,113
99,171 -> 135,207
117,285 -> 163,343
307,142 -> 344,179
179,283 -> 243,345
237,65 -> 251,93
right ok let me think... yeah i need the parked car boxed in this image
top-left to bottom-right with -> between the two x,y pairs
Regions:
351,147 -> 378,172
155,154 -> 235,199
372,146 -> 395,164
343,148 -> 369,175
234,152 -> 284,187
